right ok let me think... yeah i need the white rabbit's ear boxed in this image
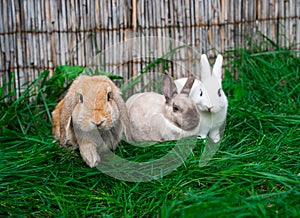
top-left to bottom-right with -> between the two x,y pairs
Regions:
162,73 -> 178,102
212,54 -> 223,82
200,54 -> 211,80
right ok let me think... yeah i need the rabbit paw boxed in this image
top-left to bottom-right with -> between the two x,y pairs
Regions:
79,143 -> 101,168
209,131 -> 220,143
197,134 -> 207,140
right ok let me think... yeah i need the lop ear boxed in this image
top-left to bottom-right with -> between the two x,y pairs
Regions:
162,72 -> 178,103
113,92 -> 132,142
57,77 -> 83,146
200,54 -> 211,80
59,92 -> 78,145
52,98 -> 65,140
212,54 -> 223,82
180,73 -> 195,96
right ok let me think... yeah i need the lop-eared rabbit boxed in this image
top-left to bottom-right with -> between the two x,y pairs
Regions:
52,75 -> 131,167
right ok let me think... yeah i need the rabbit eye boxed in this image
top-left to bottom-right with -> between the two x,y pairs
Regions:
107,92 -> 113,102
199,89 -> 203,97
218,88 -> 222,97
79,94 -> 83,103
173,104 -> 180,112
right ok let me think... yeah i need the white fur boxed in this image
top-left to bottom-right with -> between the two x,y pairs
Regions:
174,54 -> 228,143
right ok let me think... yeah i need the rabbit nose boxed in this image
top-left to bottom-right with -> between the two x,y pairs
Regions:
94,120 -> 105,128
207,106 -> 213,112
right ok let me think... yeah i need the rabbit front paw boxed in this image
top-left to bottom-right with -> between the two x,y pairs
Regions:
79,143 -> 100,168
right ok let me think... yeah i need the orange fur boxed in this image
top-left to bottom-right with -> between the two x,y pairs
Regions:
51,75 -> 131,167
51,98 -> 64,140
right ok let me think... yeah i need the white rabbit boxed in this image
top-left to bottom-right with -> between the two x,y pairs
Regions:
52,75 -> 131,167
174,54 -> 228,143
126,73 -> 200,142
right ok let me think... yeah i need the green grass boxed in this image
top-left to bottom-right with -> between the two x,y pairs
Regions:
1,45 -> 300,217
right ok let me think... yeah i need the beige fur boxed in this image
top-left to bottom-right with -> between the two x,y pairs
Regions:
126,73 -> 200,142
52,98 -> 64,140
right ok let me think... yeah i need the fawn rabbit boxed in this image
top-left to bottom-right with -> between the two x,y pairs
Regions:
52,75 -> 131,167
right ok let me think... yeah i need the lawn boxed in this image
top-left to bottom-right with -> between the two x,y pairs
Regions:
1,44 -> 300,217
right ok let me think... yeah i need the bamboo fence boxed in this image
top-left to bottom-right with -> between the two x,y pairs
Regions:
0,0 -> 299,95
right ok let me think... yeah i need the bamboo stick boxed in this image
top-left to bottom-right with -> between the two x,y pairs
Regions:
297,0 -> 300,51
287,0 -> 293,48
45,0 -> 51,71
112,0 -> 118,76
2,0 -> 9,75
50,0 -> 58,69
0,0 -> 4,78
66,0 -> 73,65
72,0 -> 79,66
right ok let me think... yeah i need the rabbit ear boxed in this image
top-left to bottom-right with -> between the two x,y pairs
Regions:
113,92 -> 132,141
212,54 -> 223,82
180,73 -> 195,96
164,70 -> 171,76
162,72 -> 178,102
200,54 -> 211,80
59,91 -> 78,145
58,77 -> 83,145
52,98 -> 65,140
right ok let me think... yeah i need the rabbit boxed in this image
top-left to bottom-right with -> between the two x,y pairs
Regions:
174,54 -> 228,143
51,75 -> 131,168
126,72 -> 200,142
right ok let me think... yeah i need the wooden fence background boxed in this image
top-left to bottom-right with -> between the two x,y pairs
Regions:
0,0 -> 299,95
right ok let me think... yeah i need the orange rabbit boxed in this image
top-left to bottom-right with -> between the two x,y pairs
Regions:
52,75 -> 131,167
